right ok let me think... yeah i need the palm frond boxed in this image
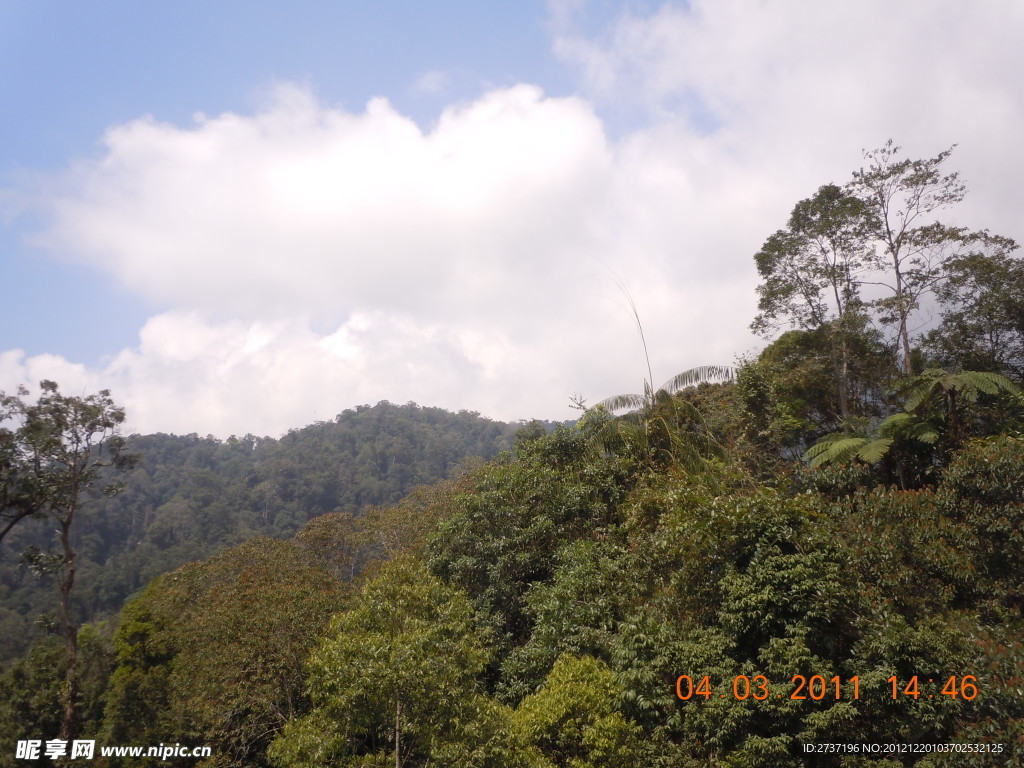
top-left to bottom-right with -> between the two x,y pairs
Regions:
596,365 -> 735,415
658,366 -> 736,395
594,393 -> 645,414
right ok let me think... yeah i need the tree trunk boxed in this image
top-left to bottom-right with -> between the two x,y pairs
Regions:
899,314 -> 914,377
946,388 -> 962,447
830,284 -> 852,422
892,254 -> 915,376
394,695 -> 401,768
58,516 -> 79,749
831,336 -> 851,422
839,335 -> 852,420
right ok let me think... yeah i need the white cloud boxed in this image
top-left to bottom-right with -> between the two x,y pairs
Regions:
11,81 -> 761,435
551,1 -> 1024,189
0,350 -> 98,398
7,2 -> 1022,437
0,307 -> 647,437
36,84 -> 618,327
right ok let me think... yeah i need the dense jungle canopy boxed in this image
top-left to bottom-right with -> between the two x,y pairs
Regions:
2,142 -> 1022,766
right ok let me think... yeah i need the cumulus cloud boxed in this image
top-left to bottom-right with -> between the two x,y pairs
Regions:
2,309 -> 580,437
6,1 -> 1022,437
550,0 -> 1024,197
11,80 -> 761,435
35,84 -> 617,327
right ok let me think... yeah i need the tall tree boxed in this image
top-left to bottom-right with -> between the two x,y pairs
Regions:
925,249 -> 1024,377
0,380 -> 134,745
269,557 -> 508,768
103,537 -> 346,767
752,183 -> 871,419
849,140 -> 1014,376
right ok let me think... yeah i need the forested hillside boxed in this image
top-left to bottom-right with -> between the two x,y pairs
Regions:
0,401 -> 531,666
2,143 -> 1023,766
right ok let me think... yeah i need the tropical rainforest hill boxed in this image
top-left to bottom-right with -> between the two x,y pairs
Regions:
0,401 -> 540,666
1,143 -> 1023,766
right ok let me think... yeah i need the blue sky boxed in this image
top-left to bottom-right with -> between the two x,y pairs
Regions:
3,1 -> 1023,436
2,0 -> 570,360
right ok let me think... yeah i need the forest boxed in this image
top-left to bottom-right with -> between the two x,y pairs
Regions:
1,142 -> 1022,766
0,401 -> 528,666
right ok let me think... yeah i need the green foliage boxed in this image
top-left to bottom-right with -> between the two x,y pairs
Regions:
814,460 -> 1024,760
832,485 -> 977,617
1,401 -> 520,667
604,483 -> 873,766
269,557 -> 514,768
499,539 -> 626,702
102,537 -> 346,767
938,436 -> 1024,607
0,637 -> 65,761
925,250 -> 1024,378
803,368 -> 1021,491
512,654 -> 644,768
802,411 -> 938,469
737,327 -> 892,464
901,368 -> 1020,448
291,509 -> 368,581
0,380 -> 135,743
668,382 -> 767,481
902,368 -> 1019,412
0,623 -> 115,766
10,402 -> 1009,767
594,391 -> 733,478
791,461 -> 877,500
646,485 -> 826,625
428,423 -> 626,676
7,235 -> 1024,768
592,363 -> 735,474
846,612 -> 979,746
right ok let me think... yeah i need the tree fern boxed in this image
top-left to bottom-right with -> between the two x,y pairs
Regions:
903,368 -> 1019,412
804,435 -> 875,468
803,368 -> 1013,469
